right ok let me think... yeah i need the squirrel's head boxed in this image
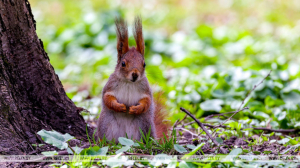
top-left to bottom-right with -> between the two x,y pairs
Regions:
114,17 -> 145,83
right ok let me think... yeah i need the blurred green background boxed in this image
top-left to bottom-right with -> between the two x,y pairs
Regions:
30,0 -> 300,132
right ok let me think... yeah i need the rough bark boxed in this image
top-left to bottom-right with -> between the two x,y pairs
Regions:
0,0 -> 93,154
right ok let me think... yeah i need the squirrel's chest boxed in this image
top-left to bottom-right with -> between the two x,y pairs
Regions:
113,82 -> 144,106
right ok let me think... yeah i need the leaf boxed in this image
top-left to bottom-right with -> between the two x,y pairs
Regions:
242,149 -> 249,153
253,111 -> 270,119
200,99 -> 224,112
263,151 -> 272,154
174,144 -> 187,153
228,148 -> 242,156
282,91 -> 300,105
37,129 -> 74,150
67,146 -> 83,154
289,139 -> 298,145
277,138 -> 290,144
216,137 -> 223,144
80,146 -> 108,155
182,143 -> 205,159
253,151 -> 261,155
186,144 -> 196,150
116,146 -> 131,154
178,161 -> 197,168
167,156 -> 178,168
41,151 -> 58,156
103,152 -> 134,167
118,137 -> 134,146
135,162 -> 145,167
269,140 -> 276,144
133,143 -> 140,147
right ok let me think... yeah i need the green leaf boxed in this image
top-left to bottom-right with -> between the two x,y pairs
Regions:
289,139 -> 298,145
228,148 -> 242,156
242,149 -> 249,153
118,137 -> 134,146
103,152 -> 134,167
282,91 -> 300,105
37,129 -> 74,150
178,161 -> 197,168
277,138 -> 290,144
174,144 -> 188,153
182,143 -> 205,159
167,156 -> 178,168
67,146 -> 83,154
135,162 -> 145,167
80,146 -> 108,155
263,151 -> 272,154
186,144 -> 196,149
216,137 -> 223,144
253,151 -> 261,155
116,146 -> 131,154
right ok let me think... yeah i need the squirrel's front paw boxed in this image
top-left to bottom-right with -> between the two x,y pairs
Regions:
115,103 -> 127,113
129,105 -> 144,115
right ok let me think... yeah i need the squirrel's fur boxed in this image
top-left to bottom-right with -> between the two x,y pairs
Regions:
96,17 -> 170,143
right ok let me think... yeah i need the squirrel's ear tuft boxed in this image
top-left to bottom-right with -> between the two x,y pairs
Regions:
115,17 -> 129,60
133,16 -> 144,56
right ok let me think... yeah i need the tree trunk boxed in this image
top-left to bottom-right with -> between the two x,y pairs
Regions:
0,0 -> 93,155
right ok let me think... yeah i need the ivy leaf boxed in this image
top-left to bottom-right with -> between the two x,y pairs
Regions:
118,137 -> 134,146
277,138 -> 290,144
80,146 -> 108,155
174,144 -> 187,153
186,144 -> 196,150
216,137 -> 224,144
116,146 -> 131,154
37,129 -> 74,150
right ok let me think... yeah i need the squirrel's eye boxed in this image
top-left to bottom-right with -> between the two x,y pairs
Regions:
122,61 -> 126,67
143,62 -> 146,68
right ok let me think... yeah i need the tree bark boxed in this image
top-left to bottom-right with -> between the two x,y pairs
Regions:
0,0 -> 93,154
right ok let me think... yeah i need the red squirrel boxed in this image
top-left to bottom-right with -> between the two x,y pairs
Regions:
96,17 -> 170,143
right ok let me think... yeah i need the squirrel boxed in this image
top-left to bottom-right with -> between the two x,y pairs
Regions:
96,17 -> 170,143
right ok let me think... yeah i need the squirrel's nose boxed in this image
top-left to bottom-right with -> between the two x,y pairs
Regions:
132,73 -> 138,82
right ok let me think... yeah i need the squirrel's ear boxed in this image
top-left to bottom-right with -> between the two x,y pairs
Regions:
133,16 -> 144,56
115,17 -> 129,60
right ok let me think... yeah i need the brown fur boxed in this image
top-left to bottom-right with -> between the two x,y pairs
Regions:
133,16 -> 144,55
154,92 -> 171,140
96,16 -> 170,143
115,17 -> 129,61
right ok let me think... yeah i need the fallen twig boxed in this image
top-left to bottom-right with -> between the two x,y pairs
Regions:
180,107 -> 225,153
175,127 -> 200,138
216,70 -> 272,128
